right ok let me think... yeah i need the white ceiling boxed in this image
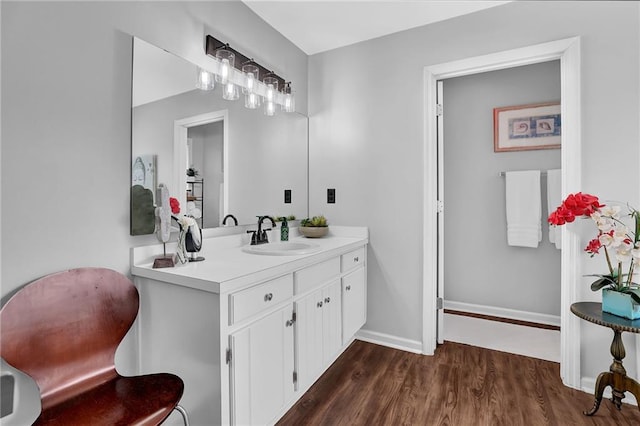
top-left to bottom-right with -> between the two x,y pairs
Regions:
242,1 -> 510,55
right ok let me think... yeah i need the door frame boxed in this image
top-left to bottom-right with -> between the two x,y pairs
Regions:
422,37 -> 582,390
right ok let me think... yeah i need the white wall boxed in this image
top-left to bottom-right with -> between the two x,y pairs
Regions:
1,1 -> 307,423
443,61 -> 561,316
308,0 -> 639,382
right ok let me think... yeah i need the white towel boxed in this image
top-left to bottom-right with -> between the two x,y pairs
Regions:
505,170 -> 541,248
546,169 -> 562,249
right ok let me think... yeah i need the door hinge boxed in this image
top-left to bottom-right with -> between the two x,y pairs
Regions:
293,371 -> 298,384
436,103 -> 443,117
436,200 -> 444,214
226,348 -> 232,365
286,311 -> 297,327
437,297 -> 444,310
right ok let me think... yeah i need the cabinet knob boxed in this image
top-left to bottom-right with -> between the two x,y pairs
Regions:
346,285 -> 351,291
324,297 -> 331,303
286,319 -> 294,327
264,293 -> 273,302
354,257 -> 359,262
317,301 -> 323,308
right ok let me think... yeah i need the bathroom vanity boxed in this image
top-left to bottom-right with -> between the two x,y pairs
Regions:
130,226 -> 368,425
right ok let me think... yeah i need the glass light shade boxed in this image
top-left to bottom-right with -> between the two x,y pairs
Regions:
215,49 -> 235,84
242,63 -> 259,94
282,84 -> 295,112
264,101 -> 276,116
223,82 -> 239,101
245,92 -> 261,109
263,76 -> 278,103
196,67 -> 214,91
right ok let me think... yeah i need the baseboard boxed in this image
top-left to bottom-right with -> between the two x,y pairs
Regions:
355,329 -> 423,354
581,377 -> 638,407
444,300 -> 561,328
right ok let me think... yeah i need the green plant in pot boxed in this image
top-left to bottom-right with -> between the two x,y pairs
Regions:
549,193 -> 640,319
299,215 -> 329,238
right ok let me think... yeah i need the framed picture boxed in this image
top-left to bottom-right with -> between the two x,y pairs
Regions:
493,102 -> 561,152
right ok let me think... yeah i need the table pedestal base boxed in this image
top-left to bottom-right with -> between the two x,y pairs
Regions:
584,330 -> 640,416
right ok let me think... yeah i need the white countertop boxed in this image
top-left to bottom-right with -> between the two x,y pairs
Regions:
131,226 -> 368,294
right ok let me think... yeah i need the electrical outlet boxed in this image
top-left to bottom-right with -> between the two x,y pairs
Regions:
284,189 -> 292,204
327,188 -> 336,204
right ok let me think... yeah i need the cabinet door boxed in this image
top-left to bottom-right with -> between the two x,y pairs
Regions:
230,304 -> 295,426
322,280 -> 342,364
342,267 -> 366,345
295,288 -> 324,389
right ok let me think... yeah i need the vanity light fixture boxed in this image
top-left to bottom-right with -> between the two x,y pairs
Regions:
282,82 -> 295,113
263,74 -> 278,116
214,46 -> 234,84
242,61 -> 260,109
203,35 -> 295,113
196,67 -> 214,91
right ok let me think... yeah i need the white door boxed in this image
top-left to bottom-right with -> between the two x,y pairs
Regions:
322,280 -> 342,364
342,268 -> 366,345
295,288 -> 324,389
230,304 -> 295,425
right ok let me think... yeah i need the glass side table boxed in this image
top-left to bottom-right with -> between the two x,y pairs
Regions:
570,302 -> 640,416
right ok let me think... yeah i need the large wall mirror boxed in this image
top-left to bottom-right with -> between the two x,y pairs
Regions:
131,37 -> 309,235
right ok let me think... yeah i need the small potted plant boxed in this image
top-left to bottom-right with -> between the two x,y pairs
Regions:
299,215 -> 329,238
549,192 -> 640,319
186,167 -> 199,182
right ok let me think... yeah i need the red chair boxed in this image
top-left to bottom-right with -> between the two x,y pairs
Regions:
0,267 -> 188,425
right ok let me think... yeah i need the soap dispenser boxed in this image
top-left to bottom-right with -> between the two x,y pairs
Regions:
280,218 -> 289,241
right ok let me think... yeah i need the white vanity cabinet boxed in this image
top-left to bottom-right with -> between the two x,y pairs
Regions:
230,303 -> 295,426
295,279 -> 342,390
131,227 -> 367,426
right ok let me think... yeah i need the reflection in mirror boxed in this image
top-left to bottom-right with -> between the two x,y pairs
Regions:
130,38 -> 308,235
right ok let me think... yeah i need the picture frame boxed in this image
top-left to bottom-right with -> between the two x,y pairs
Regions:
493,102 -> 561,152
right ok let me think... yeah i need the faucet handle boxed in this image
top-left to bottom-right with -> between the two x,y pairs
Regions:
247,230 -> 258,245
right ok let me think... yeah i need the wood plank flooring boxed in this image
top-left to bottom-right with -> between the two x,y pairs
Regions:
277,340 -> 640,425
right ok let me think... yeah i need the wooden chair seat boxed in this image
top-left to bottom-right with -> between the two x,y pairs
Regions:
1,267 -> 185,425
34,374 -> 182,425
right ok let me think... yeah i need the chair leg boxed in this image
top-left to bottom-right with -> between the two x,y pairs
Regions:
174,405 -> 189,426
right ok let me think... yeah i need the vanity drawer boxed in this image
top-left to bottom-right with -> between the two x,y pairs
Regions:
294,257 -> 340,294
230,274 -> 293,325
341,247 -> 365,272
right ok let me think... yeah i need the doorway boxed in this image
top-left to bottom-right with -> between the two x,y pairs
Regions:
423,37 -> 583,389
439,61 -> 562,361
173,110 -> 229,228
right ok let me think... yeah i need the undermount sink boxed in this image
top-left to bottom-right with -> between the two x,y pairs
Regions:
242,241 -> 321,256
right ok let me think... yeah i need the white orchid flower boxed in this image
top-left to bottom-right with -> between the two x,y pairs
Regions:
616,247 -> 632,263
600,205 -> 621,218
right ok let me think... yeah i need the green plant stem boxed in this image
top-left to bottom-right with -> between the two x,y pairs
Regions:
617,262 -> 623,290
604,246 -> 614,275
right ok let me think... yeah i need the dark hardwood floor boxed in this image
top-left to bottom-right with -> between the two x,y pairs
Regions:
277,340 -> 640,425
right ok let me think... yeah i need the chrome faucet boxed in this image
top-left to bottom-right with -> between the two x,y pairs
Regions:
248,216 -> 276,245
222,214 -> 238,226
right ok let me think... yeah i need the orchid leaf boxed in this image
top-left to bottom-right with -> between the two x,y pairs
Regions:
590,277 -> 615,292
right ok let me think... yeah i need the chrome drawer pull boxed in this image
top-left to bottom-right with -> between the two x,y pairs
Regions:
317,301 -> 323,308
264,293 -> 273,302
346,285 -> 351,291
325,297 -> 331,303
354,257 -> 359,262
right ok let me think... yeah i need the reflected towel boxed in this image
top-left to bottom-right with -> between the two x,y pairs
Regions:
505,170 -> 541,248
547,169 -> 562,249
